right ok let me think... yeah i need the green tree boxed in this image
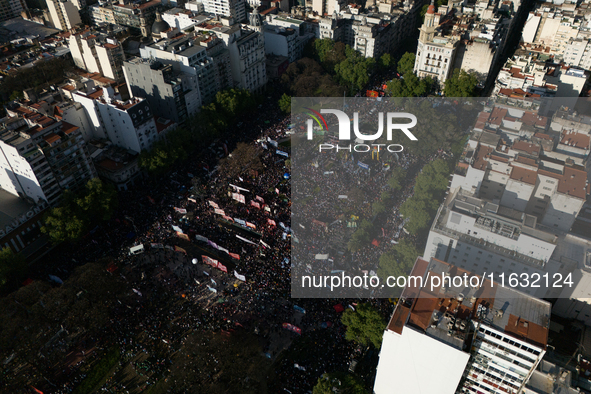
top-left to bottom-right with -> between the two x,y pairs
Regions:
341,303 -> 386,348
386,74 -> 433,97
397,52 -> 416,76
0,247 -> 25,288
377,239 -> 420,281
279,93 -> 291,113
444,69 -> 479,97
41,179 -> 119,244
335,47 -> 375,94
75,178 -> 118,223
372,200 -> 386,215
379,53 -> 393,70
387,167 -> 406,191
313,372 -> 368,394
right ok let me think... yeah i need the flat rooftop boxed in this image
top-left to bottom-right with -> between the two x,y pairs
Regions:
387,258 -> 551,350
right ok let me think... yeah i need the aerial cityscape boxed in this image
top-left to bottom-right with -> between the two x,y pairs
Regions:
0,0 -> 590,392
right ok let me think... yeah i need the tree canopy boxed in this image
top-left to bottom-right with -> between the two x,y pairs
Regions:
341,303 -> 386,348
0,247 -> 25,290
444,69 -> 479,97
377,239 -> 420,281
397,52 -> 416,76
313,372 -> 368,394
41,178 -> 118,244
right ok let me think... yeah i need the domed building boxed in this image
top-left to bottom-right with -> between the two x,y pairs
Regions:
151,12 -> 171,39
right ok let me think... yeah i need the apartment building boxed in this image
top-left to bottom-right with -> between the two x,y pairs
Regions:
123,57 -> 201,123
414,3 -> 458,84
0,106 -> 96,207
72,87 -> 163,154
112,0 -> 162,37
67,28 -> 126,81
0,0 -> 27,23
140,33 -> 221,103
374,257 -> 550,394
47,0 -> 82,31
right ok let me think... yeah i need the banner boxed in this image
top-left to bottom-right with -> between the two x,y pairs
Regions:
357,161 -> 370,170
229,252 -> 240,260
234,271 -> 246,281
223,215 -> 234,222
172,225 -> 183,233
276,149 -> 289,157
250,201 -> 261,209
229,184 -> 250,193
256,195 -> 265,203
208,201 -> 219,208
234,218 -> 246,226
176,232 -> 190,241
203,255 -> 218,268
246,222 -> 257,229
218,246 -> 229,254
207,285 -> 217,293
174,207 -> 187,214
207,240 -> 219,250
214,208 -> 225,215
232,193 -> 245,204
260,240 -> 270,249
282,323 -> 302,335
315,254 -> 329,260
195,235 -> 208,242
187,197 -> 197,203
236,235 -> 257,245
217,262 -> 228,273
174,246 -> 187,254
267,219 -> 276,226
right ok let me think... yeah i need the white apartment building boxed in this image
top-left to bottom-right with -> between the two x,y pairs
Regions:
0,107 -> 96,206
67,29 -> 126,81
264,15 -> 314,63
374,257 -> 550,394
414,4 -> 458,84
564,36 -> 591,70
47,0 -> 81,31
200,0 -> 246,22
73,87 -> 162,154
194,20 -> 267,92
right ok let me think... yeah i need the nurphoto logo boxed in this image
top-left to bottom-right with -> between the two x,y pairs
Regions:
305,108 -> 418,153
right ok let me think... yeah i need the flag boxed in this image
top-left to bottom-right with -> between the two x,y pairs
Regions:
223,215 -> 234,222
172,225 -> 183,233
208,201 -> 219,208
207,285 -> 217,293
229,252 -> 240,260
236,235 -> 257,245
174,246 -> 187,254
203,255 -> 218,268
234,271 -> 246,281
250,201 -> 260,209
174,207 -> 187,214
232,193 -> 245,203
217,262 -> 228,273
267,219 -> 276,226
218,246 -> 229,254
214,208 -> 225,215
275,188 -> 280,194
256,195 -> 265,203
176,232 -> 190,241
195,235 -> 208,242
246,222 -> 256,229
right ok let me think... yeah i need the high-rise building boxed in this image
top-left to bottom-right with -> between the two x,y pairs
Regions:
374,257 -> 550,394
123,57 -> 201,124
112,0 -> 162,37
0,0 -> 27,23
72,87 -> 164,154
140,33 -> 221,103
414,0 -> 458,84
67,29 -> 126,82
200,0 -> 245,23
47,0 -> 82,31
0,106 -> 96,207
